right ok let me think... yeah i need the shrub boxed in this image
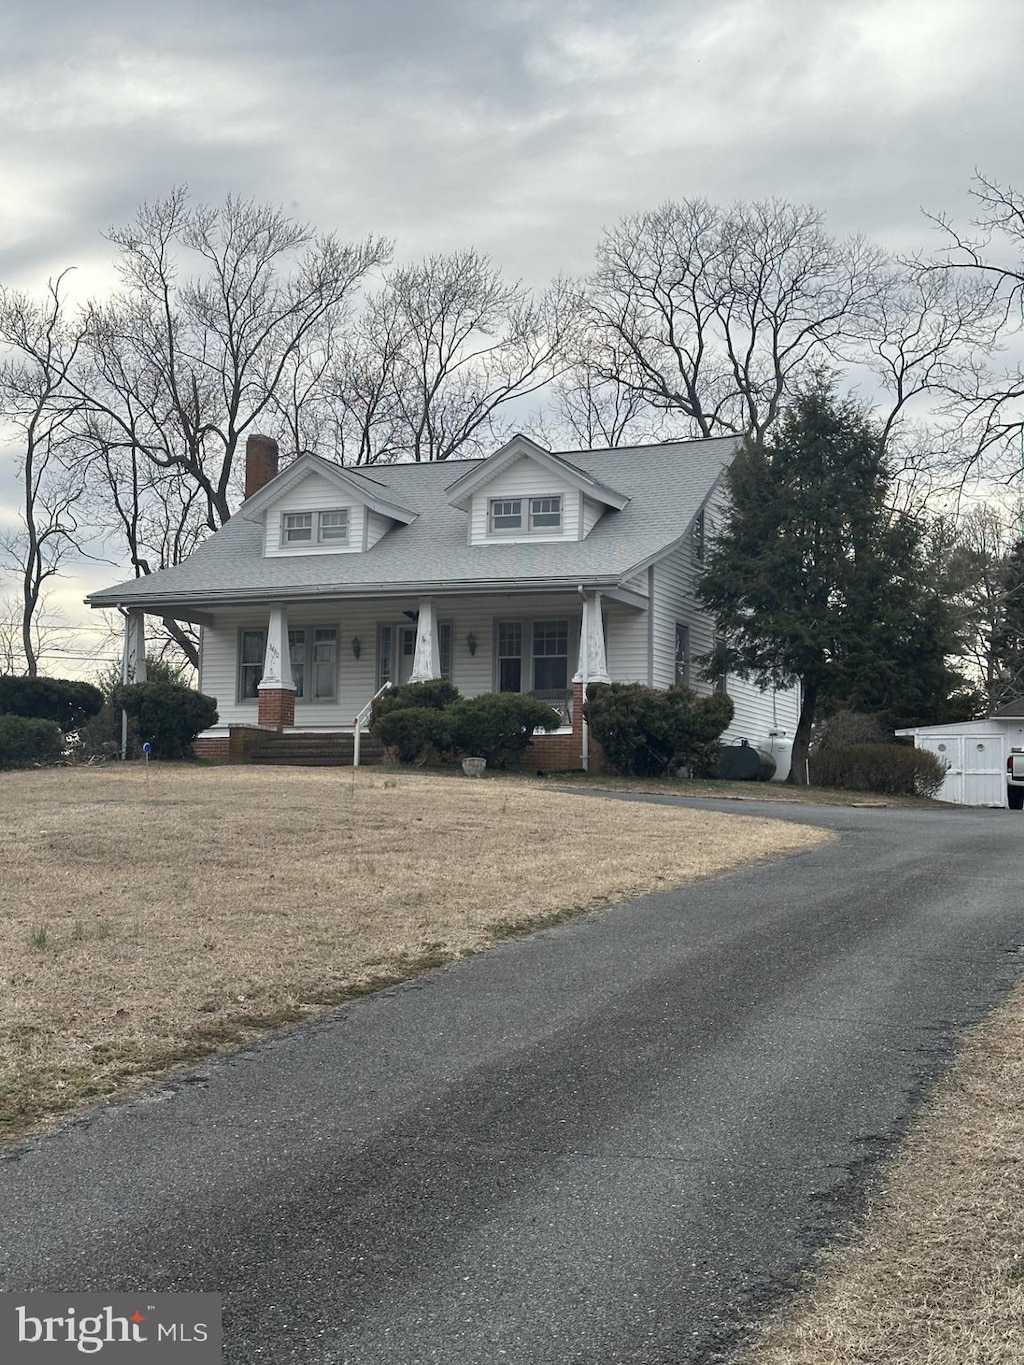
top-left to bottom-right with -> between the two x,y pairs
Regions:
111,682 -> 218,760
0,715 -> 64,769
584,683 -> 735,777
0,676 -> 104,733
812,709 -> 891,750
372,706 -> 452,764
371,678 -> 460,725
446,692 -> 562,767
809,743 -> 948,798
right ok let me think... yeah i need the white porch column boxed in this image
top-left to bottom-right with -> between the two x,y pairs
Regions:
258,606 -> 294,690
121,608 -> 147,685
409,599 -> 441,682
574,592 -> 610,686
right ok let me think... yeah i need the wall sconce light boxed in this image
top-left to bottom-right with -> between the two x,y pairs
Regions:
466,632 -> 477,656
351,636 -> 362,659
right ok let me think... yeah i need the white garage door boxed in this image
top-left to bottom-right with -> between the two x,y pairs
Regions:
921,734 -> 1005,807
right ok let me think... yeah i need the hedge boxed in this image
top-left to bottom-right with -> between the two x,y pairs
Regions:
446,693 -> 561,767
0,676 -> 104,733
0,715 -> 64,769
809,743 -> 948,798
111,682 -> 219,760
583,683 -> 734,777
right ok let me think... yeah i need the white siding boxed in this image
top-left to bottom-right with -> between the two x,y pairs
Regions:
647,534 -> 800,748
198,592 -> 589,731
468,458 -> 581,544
365,510 -> 393,549
262,472 -> 367,557
582,496 -> 603,538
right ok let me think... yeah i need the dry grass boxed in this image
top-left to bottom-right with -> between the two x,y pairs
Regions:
741,980 -> 1024,1365
537,771 -> 934,808
0,764 -> 827,1143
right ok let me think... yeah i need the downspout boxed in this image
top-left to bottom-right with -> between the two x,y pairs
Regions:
578,584 -> 589,772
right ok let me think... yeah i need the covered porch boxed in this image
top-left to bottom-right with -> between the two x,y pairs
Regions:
121,586 -> 643,768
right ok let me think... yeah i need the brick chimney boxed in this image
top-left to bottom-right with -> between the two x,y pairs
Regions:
244,434 -> 279,499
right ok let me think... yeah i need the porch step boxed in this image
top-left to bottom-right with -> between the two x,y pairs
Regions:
248,732 -> 386,767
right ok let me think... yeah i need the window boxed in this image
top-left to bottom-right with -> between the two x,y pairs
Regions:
243,625 -> 337,703
377,624 -> 393,690
490,498 -> 523,532
693,509 -> 705,562
532,619 -> 569,690
439,621 -> 453,680
283,512 -> 313,544
318,509 -> 348,544
497,621 -> 523,692
674,623 -> 690,687
289,628 -> 306,698
489,495 -> 564,535
496,618 -> 571,694
239,629 -> 266,700
280,509 -> 349,548
529,495 -> 562,530
312,628 -> 337,700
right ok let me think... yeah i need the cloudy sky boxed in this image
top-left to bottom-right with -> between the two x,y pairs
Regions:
2,0 -> 1023,669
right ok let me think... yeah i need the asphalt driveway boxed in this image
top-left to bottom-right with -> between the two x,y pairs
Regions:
1,795 -> 1021,1364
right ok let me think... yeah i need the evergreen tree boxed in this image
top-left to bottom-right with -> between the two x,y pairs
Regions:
991,540 -> 1024,709
697,378 -> 963,782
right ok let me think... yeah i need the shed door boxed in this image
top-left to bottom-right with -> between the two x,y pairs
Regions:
921,734 -> 1005,807
961,735 -> 1005,807
922,736 -> 962,804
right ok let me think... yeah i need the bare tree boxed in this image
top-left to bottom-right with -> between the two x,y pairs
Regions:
0,273 -> 87,676
576,198 -> 888,444
922,173 -> 1024,487
77,188 -> 390,527
327,251 -> 576,463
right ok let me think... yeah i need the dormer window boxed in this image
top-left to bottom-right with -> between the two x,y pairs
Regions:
488,495 -> 563,536
283,512 -> 313,544
280,509 -> 350,548
318,509 -> 349,543
530,496 -> 562,529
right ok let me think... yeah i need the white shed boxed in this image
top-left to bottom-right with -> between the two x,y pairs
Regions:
897,700 -> 1024,807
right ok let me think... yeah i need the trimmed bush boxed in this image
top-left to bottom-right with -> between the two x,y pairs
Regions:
371,678 -> 460,724
0,715 -> 64,769
372,706 -> 452,764
0,676 -> 104,733
584,682 -> 734,777
809,743 -> 948,798
111,682 -> 218,760
446,693 -> 562,767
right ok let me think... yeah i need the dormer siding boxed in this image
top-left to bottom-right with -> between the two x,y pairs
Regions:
468,457 -> 582,545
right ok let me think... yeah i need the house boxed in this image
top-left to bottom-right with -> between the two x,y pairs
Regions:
896,699 -> 1024,807
86,432 -> 800,772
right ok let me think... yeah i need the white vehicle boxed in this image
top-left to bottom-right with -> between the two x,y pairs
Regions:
1008,748 -> 1024,809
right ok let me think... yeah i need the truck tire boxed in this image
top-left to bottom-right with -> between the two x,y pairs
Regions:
1009,787 -> 1024,810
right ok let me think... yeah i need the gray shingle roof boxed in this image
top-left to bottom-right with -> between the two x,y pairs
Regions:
86,436 -> 740,608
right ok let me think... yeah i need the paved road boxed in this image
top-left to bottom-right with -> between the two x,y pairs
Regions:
2,796 -> 1022,1364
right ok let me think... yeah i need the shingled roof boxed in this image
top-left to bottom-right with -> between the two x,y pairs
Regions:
86,435 -> 740,609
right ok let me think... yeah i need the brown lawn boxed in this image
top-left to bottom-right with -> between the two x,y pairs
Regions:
0,763 -> 827,1142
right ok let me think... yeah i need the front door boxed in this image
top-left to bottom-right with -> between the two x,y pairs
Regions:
397,626 -> 417,686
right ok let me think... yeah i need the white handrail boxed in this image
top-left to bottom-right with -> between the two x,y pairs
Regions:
352,681 -> 392,767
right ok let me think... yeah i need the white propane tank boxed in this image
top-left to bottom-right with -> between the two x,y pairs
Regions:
767,731 -> 793,783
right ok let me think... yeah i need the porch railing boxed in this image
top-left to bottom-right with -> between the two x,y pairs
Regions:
353,681 -> 391,767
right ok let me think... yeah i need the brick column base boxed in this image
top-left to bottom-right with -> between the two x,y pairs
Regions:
257,686 -> 296,730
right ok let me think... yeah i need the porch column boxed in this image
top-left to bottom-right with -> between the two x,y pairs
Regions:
120,608 -> 147,761
409,599 -> 441,682
573,592 -> 610,686
257,606 -> 296,730
121,608 -> 147,685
